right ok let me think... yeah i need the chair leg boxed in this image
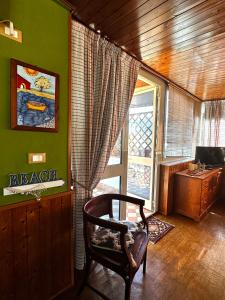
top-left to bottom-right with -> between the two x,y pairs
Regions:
77,256 -> 92,296
124,277 -> 131,300
143,249 -> 147,274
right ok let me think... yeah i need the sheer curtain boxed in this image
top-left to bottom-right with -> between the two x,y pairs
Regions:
201,100 -> 225,146
164,85 -> 201,158
71,21 -> 140,269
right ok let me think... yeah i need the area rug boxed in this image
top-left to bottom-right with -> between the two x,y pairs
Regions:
146,216 -> 175,244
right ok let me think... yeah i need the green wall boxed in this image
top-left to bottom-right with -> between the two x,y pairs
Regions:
0,0 -> 69,206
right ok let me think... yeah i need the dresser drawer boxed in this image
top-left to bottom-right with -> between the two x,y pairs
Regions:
174,167 -> 224,221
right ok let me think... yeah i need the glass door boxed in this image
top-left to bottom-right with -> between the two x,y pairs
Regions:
94,73 -> 161,220
127,87 -> 157,212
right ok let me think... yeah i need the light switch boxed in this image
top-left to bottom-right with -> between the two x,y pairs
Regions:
28,153 -> 46,164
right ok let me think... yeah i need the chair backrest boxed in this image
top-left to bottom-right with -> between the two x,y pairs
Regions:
84,194 -> 113,219
83,194 -> 114,250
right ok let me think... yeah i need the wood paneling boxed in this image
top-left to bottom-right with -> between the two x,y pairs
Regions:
0,209 -> 14,300
135,79 -> 150,88
0,192 -> 73,300
68,0 -> 225,100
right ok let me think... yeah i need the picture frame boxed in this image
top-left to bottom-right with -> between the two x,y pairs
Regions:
11,59 -> 59,132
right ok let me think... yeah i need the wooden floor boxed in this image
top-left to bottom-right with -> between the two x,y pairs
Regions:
60,200 -> 225,300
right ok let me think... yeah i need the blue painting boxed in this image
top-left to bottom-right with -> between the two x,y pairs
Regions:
12,60 -> 59,131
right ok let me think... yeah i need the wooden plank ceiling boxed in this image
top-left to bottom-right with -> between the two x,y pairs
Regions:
68,0 -> 225,101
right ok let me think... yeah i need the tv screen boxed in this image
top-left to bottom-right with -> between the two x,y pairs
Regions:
195,146 -> 225,167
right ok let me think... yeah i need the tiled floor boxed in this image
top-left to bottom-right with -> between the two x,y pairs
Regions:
110,201 -> 152,222
127,203 -> 152,222
127,203 -> 140,221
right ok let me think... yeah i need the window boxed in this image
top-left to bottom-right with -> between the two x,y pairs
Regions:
164,85 -> 200,158
94,177 -> 121,219
108,133 -> 122,165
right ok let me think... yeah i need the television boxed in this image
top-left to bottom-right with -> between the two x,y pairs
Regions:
195,146 -> 225,168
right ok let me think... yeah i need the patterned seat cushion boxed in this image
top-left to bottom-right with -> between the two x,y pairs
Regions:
91,220 -> 144,252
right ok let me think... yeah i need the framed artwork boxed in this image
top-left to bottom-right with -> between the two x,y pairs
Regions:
11,59 -> 59,132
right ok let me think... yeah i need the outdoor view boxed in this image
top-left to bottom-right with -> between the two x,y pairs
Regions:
94,88 -> 155,217
93,176 -> 120,220
127,91 -> 154,200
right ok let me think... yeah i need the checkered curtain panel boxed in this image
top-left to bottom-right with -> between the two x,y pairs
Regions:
71,21 -> 140,269
201,100 -> 225,146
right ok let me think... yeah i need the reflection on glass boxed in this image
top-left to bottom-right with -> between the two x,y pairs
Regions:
127,90 -> 153,201
127,163 -> 151,200
108,133 -> 122,165
129,91 -> 154,158
93,177 -> 121,219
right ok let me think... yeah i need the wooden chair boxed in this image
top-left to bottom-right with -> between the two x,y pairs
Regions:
80,193 -> 149,300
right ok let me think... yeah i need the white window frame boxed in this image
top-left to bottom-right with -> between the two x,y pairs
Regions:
100,69 -> 166,217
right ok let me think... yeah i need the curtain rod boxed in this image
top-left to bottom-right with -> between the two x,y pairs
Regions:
141,64 -> 202,102
67,12 -> 203,102
168,82 -> 202,103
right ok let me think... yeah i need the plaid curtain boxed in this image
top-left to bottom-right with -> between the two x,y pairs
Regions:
201,100 -> 225,146
71,21 -> 140,269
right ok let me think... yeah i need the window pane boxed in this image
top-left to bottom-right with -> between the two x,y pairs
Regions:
127,90 -> 153,201
164,85 -> 199,158
127,163 -> 151,200
93,177 -> 121,219
108,133 -> 122,165
129,91 -> 154,158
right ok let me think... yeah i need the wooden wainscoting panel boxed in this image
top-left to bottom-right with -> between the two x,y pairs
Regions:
12,206 -> 29,300
61,194 -> 73,289
39,197 -> 53,300
0,191 -> 73,300
0,209 -> 14,299
51,196 -> 65,294
27,204 -> 41,300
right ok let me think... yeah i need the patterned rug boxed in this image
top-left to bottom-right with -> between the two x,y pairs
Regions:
146,216 -> 175,244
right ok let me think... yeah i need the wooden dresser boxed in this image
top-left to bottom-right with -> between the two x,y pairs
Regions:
174,168 -> 223,221
158,159 -> 192,215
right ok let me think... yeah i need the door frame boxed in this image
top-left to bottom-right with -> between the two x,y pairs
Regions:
138,69 -> 166,212
100,69 -> 166,218
126,85 -> 157,211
